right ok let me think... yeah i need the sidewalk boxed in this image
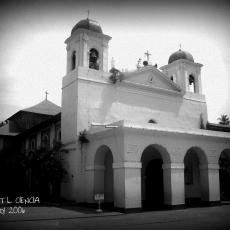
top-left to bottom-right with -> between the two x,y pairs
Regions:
0,205 -> 123,222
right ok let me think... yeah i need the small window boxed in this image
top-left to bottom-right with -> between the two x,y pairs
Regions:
149,76 -> 153,83
58,131 -> 61,142
41,131 -> 50,150
55,128 -> 61,143
148,119 -> 157,124
189,75 -> 195,93
89,48 -> 99,70
71,51 -> 76,70
30,137 -> 36,151
170,76 -> 174,81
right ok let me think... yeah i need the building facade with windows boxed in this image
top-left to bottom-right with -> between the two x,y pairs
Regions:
0,99 -> 61,197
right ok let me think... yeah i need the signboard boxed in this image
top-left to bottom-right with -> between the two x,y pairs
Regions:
94,194 -> 104,201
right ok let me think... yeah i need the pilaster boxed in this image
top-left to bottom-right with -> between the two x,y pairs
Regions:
200,163 -> 220,203
162,163 -> 185,208
113,162 -> 142,211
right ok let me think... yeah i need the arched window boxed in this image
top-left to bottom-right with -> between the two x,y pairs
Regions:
30,138 -> 36,151
189,75 -> 195,93
89,48 -> 99,70
41,131 -> 50,150
71,51 -> 76,70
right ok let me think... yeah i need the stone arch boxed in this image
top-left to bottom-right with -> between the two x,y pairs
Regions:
94,145 -> 114,206
140,144 -> 171,164
219,149 -> 230,200
140,144 -> 171,210
184,146 -> 208,206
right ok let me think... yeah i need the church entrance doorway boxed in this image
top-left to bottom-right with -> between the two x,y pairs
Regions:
184,147 -> 208,207
141,145 -> 166,210
219,149 -> 230,201
94,145 -> 114,208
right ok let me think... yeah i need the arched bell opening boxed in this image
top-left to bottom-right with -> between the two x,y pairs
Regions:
188,75 -> 196,93
71,51 -> 76,70
89,48 -> 99,70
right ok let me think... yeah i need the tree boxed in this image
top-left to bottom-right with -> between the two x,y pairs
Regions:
218,114 -> 230,125
109,67 -> 124,84
20,141 -> 68,200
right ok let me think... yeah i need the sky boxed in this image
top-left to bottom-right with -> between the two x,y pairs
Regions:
0,0 -> 230,122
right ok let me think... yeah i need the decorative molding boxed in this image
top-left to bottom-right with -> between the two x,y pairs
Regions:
122,125 -> 230,142
76,73 -> 183,100
199,164 -> 219,170
112,162 -> 142,169
85,165 -> 105,171
127,144 -> 139,154
162,163 -> 184,170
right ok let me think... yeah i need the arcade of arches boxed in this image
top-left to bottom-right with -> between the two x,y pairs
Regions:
92,144 -> 230,210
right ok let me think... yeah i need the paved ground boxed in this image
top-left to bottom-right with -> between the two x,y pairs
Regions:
0,204 -> 230,230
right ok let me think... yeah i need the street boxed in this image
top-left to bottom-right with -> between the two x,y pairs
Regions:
0,205 -> 230,230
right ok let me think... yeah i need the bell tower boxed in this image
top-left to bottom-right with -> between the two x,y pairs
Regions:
65,17 -> 111,73
61,17 -> 111,200
160,49 -> 203,95
61,17 -> 112,145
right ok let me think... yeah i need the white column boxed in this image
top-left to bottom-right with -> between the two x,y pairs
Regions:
66,44 -> 71,74
162,163 -> 185,206
102,43 -> 108,72
82,33 -> 89,68
197,72 -> 202,94
113,162 -> 142,209
200,164 -> 220,202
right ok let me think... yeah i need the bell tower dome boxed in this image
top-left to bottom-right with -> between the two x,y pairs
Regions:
160,48 -> 203,95
65,17 -> 111,73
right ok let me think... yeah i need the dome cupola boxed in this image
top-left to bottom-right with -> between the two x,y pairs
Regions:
71,18 -> 103,35
168,49 -> 194,64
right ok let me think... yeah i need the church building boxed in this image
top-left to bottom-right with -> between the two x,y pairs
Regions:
1,17 -> 230,211
60,17 -> 230,211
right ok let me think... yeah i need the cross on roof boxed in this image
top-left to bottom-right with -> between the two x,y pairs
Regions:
87,10 -> 90,19
144,50 -> 151,62
45,91 -> 48,100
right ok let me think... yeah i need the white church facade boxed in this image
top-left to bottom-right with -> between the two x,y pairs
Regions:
60,17 -> 230,211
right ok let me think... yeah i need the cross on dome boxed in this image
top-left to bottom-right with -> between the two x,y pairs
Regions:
45,91 -> 49,100
144,50 -> 151,62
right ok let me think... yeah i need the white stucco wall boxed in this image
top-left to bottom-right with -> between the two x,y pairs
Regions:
83,124 -> 230,208
74,67 -> 207,133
